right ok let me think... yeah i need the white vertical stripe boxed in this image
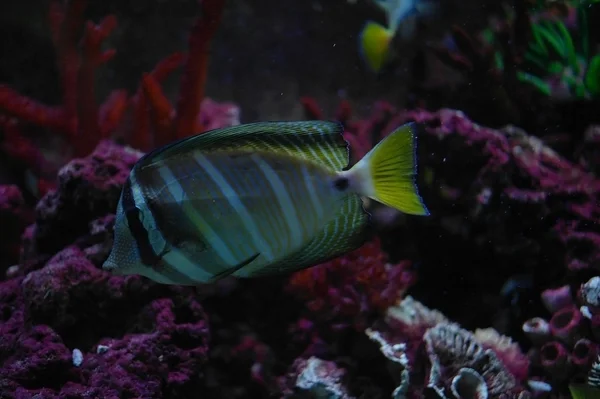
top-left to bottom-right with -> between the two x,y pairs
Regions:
192,153 -> 275,261
250,153 -> 304,250
162,247 -> 214,283
225,160 -> 287,257
301,164 -> 324,221
156,166 -> 240,268
129,172 -> 168,257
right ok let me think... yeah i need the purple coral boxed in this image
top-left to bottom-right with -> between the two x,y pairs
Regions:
539,341 -> 571,379
300,100 -> 600,332
0,184 -> 31,272
525,282 -> 600,392
19,140 -> 143,264
0,245 -> 210,398
549,305 -> 585,345
1,88 -> 598,398
0,138 -> 212,398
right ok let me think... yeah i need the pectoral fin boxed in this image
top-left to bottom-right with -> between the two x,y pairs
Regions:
208,252 -> 261,283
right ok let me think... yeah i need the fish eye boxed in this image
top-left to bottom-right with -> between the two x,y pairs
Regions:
333,177 -> 349,191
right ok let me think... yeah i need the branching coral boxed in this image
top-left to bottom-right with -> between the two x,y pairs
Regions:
0,0 -> 233,198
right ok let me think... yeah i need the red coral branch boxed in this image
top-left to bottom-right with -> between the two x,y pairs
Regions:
131,93 -> 151,151
0,117 -> 48,176
151,52 -> 186,82
76,16 -> 118,156
0,0 -> 119,158
300,96 -> 324,119
0,86 -> 67,132
99,90 -> 128,137
0,0 -> 229,195
48,0 -> 86,130
174,0 -> 226,138
129,53 -> 185,149
142,73 -> 175,146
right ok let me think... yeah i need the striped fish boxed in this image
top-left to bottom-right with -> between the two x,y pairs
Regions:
102,121 -> 429,285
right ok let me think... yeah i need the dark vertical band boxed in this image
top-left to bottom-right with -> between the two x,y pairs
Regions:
121,177 -> 160,266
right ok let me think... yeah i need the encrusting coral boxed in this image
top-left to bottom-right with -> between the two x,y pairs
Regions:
2,0 -> 600,397
301,97 -> 600,323
4,94 -> 599,397
1,105 -> 543,398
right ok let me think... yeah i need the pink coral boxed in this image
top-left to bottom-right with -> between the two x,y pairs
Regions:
286,238 -> 415,330
524,282 -> 600,392
0,185 -> 32,271
19,140 -> 143,264
0,245 -> 210,398
300,99 -> 600,329
2,86 -> 598,398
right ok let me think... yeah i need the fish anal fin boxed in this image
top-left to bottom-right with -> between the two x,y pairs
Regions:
243,195 -> 371,278
138,121 -> 350,172
209,252 -> 260,283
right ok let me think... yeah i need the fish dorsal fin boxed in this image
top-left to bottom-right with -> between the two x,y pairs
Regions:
241,194 -> 372,278
137,121 -> 350,172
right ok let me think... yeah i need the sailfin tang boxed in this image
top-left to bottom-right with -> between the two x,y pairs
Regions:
241,195 -> 371,277
359,21 -> 393,73
136,121 -> 349,172
351,122 -> 429,216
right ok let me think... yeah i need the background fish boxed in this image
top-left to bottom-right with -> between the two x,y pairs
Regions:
359,0 -> 439,72
102,121 -> 429,285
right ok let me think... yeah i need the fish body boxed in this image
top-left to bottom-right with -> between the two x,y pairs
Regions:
359,0 -> 439,73
103,121 -> 429,285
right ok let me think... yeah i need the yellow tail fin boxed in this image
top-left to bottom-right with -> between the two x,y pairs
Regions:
350,122 -> 430,216
359,21 -> 393,73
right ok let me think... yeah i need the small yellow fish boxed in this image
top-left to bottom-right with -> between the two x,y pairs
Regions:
102,121 -> 429,285
360,21 -> 395,73
359,0 -> 439,73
